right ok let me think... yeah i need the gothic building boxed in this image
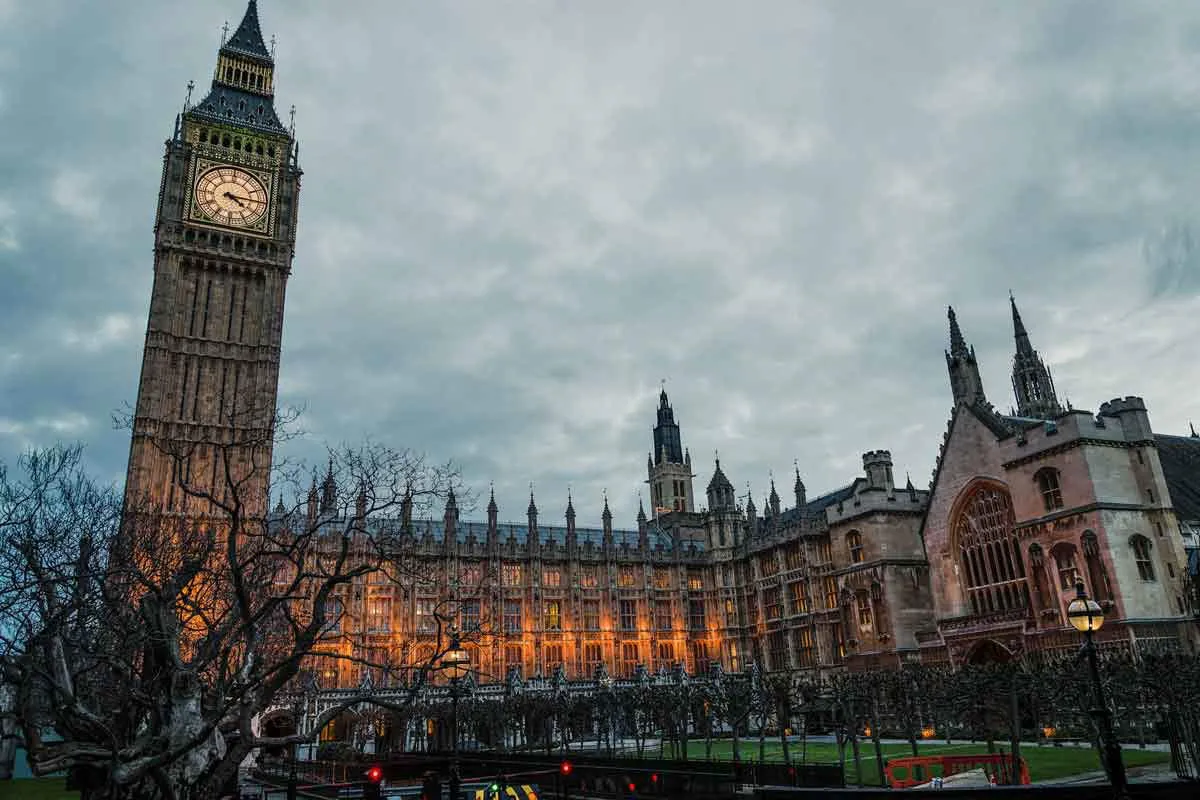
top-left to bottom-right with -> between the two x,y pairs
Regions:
122,3 -> 1199,693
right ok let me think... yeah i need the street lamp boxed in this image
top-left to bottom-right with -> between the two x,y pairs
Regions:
443,634 -> 470,800
1066,581 -> 1128,798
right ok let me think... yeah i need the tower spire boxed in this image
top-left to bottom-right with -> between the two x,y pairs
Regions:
223,1 -> 271,61
1009,294 -> 1063,419
945,305 -> 987,407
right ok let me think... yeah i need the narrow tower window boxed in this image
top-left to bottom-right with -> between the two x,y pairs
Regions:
1131,535 -> 1156,581
1035,468 -> 1064,512
847,530 -> 864,563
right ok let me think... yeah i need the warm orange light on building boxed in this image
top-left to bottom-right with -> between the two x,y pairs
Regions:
921,726 -> 936,739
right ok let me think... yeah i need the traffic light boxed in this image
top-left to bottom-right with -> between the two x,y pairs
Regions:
559,760 -> 573,777
363,764 -> 384,800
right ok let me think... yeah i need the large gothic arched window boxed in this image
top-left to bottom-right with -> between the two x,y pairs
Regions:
953,484 -> 1029,616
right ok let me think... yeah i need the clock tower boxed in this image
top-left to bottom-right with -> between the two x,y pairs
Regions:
123,0 -> 300,520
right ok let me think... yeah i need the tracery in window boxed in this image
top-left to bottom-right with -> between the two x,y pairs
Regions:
1131,534 -> 1156,581
847,530 -> 864,563
1035,468 -> 1064,512
953,484 -> 1028,615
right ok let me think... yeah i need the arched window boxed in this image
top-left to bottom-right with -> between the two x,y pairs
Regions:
855,590 -> 873,629
1050,543 -> 1079,591
1081,531 -> 1111,602
1035,468 -> 1064,512
1130,535 -> 1156,581
847,530 -> 864,563
953,485 -> 1028,616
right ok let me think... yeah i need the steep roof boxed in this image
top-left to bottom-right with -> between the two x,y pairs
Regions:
223,1 -> 272,62
1155,434 -> 1200,523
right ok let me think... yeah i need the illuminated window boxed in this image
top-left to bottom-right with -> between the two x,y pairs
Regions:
543,600 -> 562,631
504,644 -> 523,673
764,587 -> 782,620
784,544 -> 804,571
459,564 -> 483,587
688,598 -> 706,630
542,568 -> 561,588
655,642 -> 675,672
724,598 -> 737,625
415,599 -> 436,634
759,554 -> 778,577
1035,468 -> 1064,512
544,644 -> 564,675
654,600 -> 672,630
619,599 -> 637,631
583,599 -> 600,630
366,596 -> 391,632
460,599 -> 480,633
816,536 -> 833,564
654,568 -> 672,589
502,564 -> 523,586
823,577 -> 838,610
580,567 -> 599,588
1131,535 -> 1156,581
847,531 -> 864,563
856,592 -> 873,629
503,599 -> 522,634
322,597 -> 345,635
583,643 -> 603,676
618,566 -> 637,588
795,627 -> 815,668
687,571 -> 704,591
1053,544 -> 1080,591
790,581 -> 809,614
728,642 -> 740,672
621,643 -> 639,677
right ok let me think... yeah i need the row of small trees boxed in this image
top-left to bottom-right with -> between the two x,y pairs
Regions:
391,650 -> 1200,784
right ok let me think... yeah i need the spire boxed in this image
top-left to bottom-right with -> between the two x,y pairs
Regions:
793,462 -> 806,509
602,490 -> 613,522
1191,421 -> 1198,438
637,495 -> 647,523
189,0 -> 287,134
945,304 -> 988,408
652,386 -> 684,465
527,486 -> 538,517
706,456 -> 735,512
768,476 -> 781,517
1009,294 -> 1064,419
274,493 -> 286,515
444,487 -> 458,514
223,1 -> 272,61
487,483 -> 498,514
948,305 -> 970,359
565,489 -> 576,519
320,458 -> 336,514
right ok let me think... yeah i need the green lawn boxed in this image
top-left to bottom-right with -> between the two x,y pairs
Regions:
0,778 -> 78,800
676,738 -> 1172,786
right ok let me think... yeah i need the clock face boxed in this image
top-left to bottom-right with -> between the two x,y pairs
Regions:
194,166 -> 269,228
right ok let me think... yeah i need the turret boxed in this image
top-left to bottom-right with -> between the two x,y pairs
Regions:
1010,295 -> 1064,419
565,490 -> 577,550
527,488 -> 539,547
1098,396 -> 1153,441
320,459 -> 337,515
355,483 -> 367,525
400,482 -> 413,532
443,487 -> 459,544
647,388 -> 695,514
486,484 -> 498,545
768,478 -> 781,518
306,473 -> 318,522
863,450 -> 895,493
706,457 -> 736,511
602,491 -> 614,549
793,464 -> 806,510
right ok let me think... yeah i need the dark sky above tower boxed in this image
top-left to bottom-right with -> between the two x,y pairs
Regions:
1,0 -> 1199,524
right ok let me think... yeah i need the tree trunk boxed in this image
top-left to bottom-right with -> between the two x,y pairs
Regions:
1008,674 -> 1023,785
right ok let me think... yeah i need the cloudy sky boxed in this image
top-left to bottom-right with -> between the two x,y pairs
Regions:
2,0 -> 1199,527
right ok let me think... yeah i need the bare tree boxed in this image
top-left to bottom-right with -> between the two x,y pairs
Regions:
0,416 -> 471,799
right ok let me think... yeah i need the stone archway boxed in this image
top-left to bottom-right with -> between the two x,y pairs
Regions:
965,638 -> 1014,665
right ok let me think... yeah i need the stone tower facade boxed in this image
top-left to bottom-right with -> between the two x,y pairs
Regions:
647,389 -> 695,515
1009,294 -> 1063,420
123,1 -> 300,520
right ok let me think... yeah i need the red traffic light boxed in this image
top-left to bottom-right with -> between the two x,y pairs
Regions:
650,773 -> 658,783
560,760 -> 572,776
366,765 -> 383,783
628,782 -> 636,792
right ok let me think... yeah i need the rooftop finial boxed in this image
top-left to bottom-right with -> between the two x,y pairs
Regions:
289,104 -> 296,137
221,20 -> 230,44
270,34 -> 277,59
184,79 -> 195,112
1191,421 -> 1198,438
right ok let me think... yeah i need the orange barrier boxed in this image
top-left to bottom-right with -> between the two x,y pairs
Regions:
884,753 -> 1031,788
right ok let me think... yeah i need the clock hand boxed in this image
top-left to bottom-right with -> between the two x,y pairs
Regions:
222,191 -> 246,208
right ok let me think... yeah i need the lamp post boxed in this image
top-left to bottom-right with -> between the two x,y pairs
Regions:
1066,581 -> 1128,798
443,634 -> 470,800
